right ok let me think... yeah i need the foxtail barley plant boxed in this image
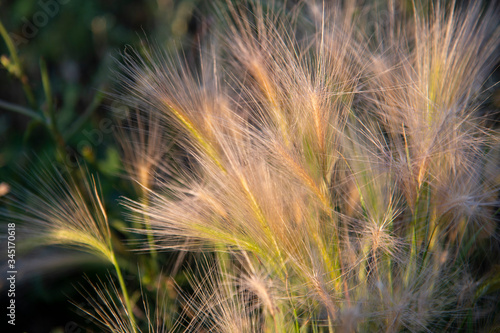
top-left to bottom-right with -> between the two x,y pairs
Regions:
3,0 -> 500,331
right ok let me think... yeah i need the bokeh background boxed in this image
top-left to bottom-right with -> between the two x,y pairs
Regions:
0,1 -> 209,331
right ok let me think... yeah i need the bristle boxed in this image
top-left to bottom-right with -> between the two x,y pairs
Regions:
114,1 -> 499,330
4,165 -> 114,262
75,276 -> 138,333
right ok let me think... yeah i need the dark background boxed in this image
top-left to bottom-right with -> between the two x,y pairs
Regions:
0,1 -> 206,331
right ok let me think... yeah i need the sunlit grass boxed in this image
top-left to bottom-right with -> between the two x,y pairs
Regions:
2,0 -> 499,332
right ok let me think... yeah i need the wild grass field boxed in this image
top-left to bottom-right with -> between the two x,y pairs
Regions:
1,0 -> 500,332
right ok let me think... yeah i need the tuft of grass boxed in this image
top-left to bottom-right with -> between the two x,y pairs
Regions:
116,0 -> 499,331
2,165 -> 138,332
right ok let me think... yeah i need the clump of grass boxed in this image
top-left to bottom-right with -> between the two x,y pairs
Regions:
2,0 -> 499,332
116,0 -> 499,331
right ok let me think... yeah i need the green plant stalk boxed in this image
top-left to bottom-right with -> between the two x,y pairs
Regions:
419,196 -> 438,277
0,20 -> 20,68
110,254 -> 137,333
40,59 -> 53,115
64,89 -> 104,139
0,23 -> 66,158
0,98 -> 44,121
94,183 -> 137,332
0,19 -> 36,108
40,58 -> 67,157
293,308 -> 300,332
405,182 -> 430,286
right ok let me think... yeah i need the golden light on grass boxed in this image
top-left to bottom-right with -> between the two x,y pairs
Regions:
113,0 -> 499,329
4,166 -> 138,332
3,0 -> 499,331
117,1 -> 497,330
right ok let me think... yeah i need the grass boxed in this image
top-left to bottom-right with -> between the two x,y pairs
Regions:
1,0 -> 499,332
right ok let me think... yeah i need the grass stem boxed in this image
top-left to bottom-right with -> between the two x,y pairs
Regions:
111,254 -> 137,333
0,98 -> 44,122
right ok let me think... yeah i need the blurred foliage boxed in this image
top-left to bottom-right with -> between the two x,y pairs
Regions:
0,0 -> 209,331
0,0 -> 211,178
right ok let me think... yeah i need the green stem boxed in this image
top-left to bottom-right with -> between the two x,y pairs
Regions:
111,254 -> 137,333
39,59 -> 66,157
20,76 -> 37,109
40,58 -> 53,117
0,98 -> 44,122
0,19 -> 36,108
0,20 -> 20,68
64,89 -> 104,139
